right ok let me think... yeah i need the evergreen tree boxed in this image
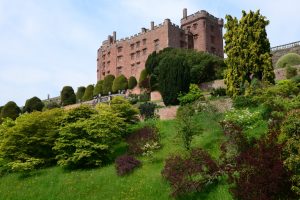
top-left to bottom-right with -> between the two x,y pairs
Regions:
112,75 -> 128,93
82,85 -> 94,101
23,96 -> 44,113
60,86 -> 76,106
102,75 -> 115,95
128,76 -> 137,89
93,80 -> 104,96
138,69 -> 148,88
76,86 -> 86,102
1,101 -> 21,120
224,10 -> 275,97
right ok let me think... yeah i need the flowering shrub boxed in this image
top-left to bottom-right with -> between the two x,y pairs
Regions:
162,148 -> 220,197
115,155 -> 141,176
223,108 -> 262,130
141,142 -> 160,160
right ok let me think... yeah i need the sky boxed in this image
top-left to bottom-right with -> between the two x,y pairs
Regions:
0,0 -> 299,106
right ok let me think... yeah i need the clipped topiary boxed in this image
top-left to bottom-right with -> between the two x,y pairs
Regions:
93,80 -> 104,96
128,76 -> 137,89
276,53 -> 300,68
76,86 -> 86,102
1,101 -> 21,120
82,85 -> 94,101
60,86 -> 76,106
23,96 -> 44,113
112,75 -> 128,93
102,75 -> 115,95
139,69 -> 148,88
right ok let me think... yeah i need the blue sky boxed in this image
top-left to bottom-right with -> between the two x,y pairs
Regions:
0,0 -> 299,106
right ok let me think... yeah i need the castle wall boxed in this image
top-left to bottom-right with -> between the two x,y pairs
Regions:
271,41 -> 300,67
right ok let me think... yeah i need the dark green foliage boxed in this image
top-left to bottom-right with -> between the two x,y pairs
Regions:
23,96 -> 44,113
110,96 -> 139,124
276,53 -> 300,68
286,66 -> 298,79
139,93 -> 150,102
210,87 -> 227,97
76,86 -> 86,102
60,86 -> 76,106
102,75 -> 115,95
115,155 -> 141,176
128,76 -> 137,89
139,102 -> 156,120
82,85 -> 94,101
112,75 -> 128,93
158,53 -> 190,105
233,96 -> 258,108
93,81 -> 103,96
0,101 -> 21,120
0,109 -> 63,172
54,106 -> 126,169
139,69 -> 149,89
178,84 -> 204,106
291,75 -> 300,83
224,10 -> 275,97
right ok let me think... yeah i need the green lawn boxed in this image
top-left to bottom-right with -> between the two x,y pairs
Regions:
0,111 -> 234,200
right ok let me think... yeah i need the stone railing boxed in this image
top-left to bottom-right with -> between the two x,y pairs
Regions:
271,41 -> 300,51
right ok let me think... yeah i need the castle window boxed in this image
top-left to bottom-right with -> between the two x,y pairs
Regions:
102,54 -> 106,60
107,51 -> 110,58
142,48 -> 147,55
143,39 -> 147,45
130,53 -> 135,60
117,46 -> 123,53
210,35 -> 215,44
97,58 -> 99,61
136,41 -> 140,48
107,61 -> 110,67
130,44 -> 134,50
136,51 -> 140,58
210,25 -> 214,32
117,56 -> 123,62
154,39 -> 160,51
193,23 -> 198,30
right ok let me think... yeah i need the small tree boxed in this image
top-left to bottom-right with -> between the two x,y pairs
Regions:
1,101 -> 21,120
76,86 -> 86,102
60,86 -> 76,106
102,75 -> 115,95
128,76 -> 137,89
93,80 -> 104,96
23,96 -> 44,113
139,69 -> 149,89
112,75 -> 128,93
82,85 -> 94,101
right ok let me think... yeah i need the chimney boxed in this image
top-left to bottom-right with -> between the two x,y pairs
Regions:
183,8 -> 187,18
113,31 -> 116,42
141,27 -> 146,33
151,21 -> 154,30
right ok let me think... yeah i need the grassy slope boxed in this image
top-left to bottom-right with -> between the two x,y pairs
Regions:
0,112 -> 233,200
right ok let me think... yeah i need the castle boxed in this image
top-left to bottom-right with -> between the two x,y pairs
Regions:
97,9 -> 224,81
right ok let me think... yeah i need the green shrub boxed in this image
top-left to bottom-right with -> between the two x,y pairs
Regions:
291,75 -> 300,83
112,75 -> 128,93
0,109 -> 63,172
44,101 -> 60,110
110,96 -> 139,124
276,53 -> 300,68
286,66 -> 298,79
93,81 -> 103,96
0,101 -> 21,120
82,85 -> 94,101
178,84 -> 204,105
128,76 -> 137,89
233,96 -> 258,108
54,106 -> 126,169
60,86 -> 76,106
76,86 -> 86,102
139,102 -> 156,120
62,105 -> 96,125
23,96 -> 44,113
139,69 -> 148,88
128,94 -> 138,104
139,92 -> 150,102
210,87 -> 227,97
102,75 -> 115,95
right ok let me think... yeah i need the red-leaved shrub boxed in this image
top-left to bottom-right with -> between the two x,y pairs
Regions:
115,155 -> 141,176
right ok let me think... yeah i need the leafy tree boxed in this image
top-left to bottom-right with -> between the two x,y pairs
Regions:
0,109 -> 64,172
93,80 -> 103,96
23,96 -> 44,113
82,85 -> 94,101
112,75 -> 128,93
102,75 -> 115,95
224,10 -> 275,97
128,76 -> 137,89
1,101 -> 21,120
76,86 -> 86,102
158,53 -> 190,105
60,86 -> 76,106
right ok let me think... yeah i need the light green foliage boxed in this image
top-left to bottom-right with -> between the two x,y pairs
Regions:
93,81 -> 103,96
23,96 -> 44,113
276,53 -> 300,68
82,85 -> 94,101
76,86 -> 86,102
224,10 -> 275,97
286,66 -> 298,79
62,105 -> 96,125
112,75 -> 128,93
110,96 -> 139,124
0,101 -> 21,120
224,108 -> 263,130
178,84 -> 204,105
61,86 -> 76,106
128,76 -> 137,89
54,106 -> 126,169
0,109 -> 63,172
102,75 -> 115,95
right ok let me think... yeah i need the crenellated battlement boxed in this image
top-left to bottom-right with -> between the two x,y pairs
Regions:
181,10 -> 222,26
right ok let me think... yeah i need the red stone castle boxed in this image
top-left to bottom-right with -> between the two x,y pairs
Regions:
97,8 -> 224,81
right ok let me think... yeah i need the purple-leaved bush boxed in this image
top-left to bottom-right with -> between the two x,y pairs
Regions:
115,155 -> 141,176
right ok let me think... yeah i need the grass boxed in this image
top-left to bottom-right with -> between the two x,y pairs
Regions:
0,111 -> 233,200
